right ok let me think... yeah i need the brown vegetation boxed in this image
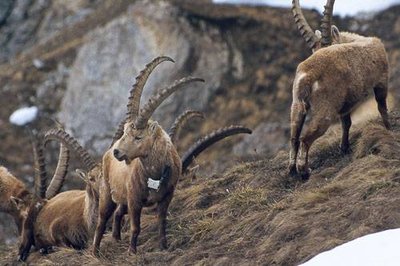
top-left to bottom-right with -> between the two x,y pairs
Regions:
2,112 -> 400,265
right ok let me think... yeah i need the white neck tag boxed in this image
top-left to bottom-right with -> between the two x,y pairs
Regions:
147,178 -> 161,190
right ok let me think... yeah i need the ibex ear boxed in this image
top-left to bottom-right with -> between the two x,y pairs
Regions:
331,25 -> 341,43
10,196 -> 24,210
149,121 -> 159,134
76,169 -> 88,183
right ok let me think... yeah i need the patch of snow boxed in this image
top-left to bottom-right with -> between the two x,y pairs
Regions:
9,106 -> 39,126
301,228 -> 400,266
213,0 -> 400,16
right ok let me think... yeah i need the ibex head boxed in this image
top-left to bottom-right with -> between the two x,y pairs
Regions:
76,166 -> 101,198
292,0 -> 338,52
114,121 -> 162,163
111,56 -> 204,164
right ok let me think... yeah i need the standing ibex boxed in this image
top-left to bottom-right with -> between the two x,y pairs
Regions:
17,128 -> 102,261
93,56 -> 204,255
110,109 -> 252,239
289,0 -> 390,178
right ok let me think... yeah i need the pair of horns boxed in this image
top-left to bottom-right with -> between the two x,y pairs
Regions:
292,0 -> 335,50
33,128 -> 97,199
111,56 -> 204,145
181,125 -> 252,172
32,132 -> 70,199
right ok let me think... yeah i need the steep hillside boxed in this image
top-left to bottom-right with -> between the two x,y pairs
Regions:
1,112 -> 400,265
0,0 -> 400,258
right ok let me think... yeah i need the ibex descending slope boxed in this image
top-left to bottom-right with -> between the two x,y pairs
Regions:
93,56 -> 204,255
289,0 -> 390,178
18,128 -> 102,261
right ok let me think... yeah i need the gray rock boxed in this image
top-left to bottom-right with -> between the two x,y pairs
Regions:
233,122 -> 289,156
58,1 -> 229,155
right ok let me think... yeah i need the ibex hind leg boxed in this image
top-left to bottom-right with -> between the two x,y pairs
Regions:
297,114 -> 332,180
92,191 -> 117,256
340,114 -> 352,154
373,84 -> 390,129
112,204 -> 127,241
289,102 -> 307,176
157,190 -> 174,250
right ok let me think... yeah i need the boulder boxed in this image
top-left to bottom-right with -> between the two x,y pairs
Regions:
58,1 -> 229,155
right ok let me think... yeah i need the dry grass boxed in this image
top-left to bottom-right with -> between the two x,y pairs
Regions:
2,112 -> 400,265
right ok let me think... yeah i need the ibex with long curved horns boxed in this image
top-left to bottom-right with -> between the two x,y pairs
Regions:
289,0 -> 390,179
93,56 -> 204,255
17,128 -> 102,261
110,118 -> 252,243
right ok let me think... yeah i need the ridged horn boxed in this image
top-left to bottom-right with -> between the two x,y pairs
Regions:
126,56 -> 175,122
45,143 -> 69,199
135,77 -> 205,129
320,0 -> 335,47
169,110 -> 205,144
110,119 -> 126,147
31,135 -> 47,199
181,125 -> 252,172
110,56 -> 174,146
292,0 -> 319,50
44,128 -> 96,171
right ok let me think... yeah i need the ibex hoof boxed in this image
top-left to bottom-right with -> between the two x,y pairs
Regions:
159,240 -> 168,250
18,253 -> 28,262
340,145 -> 351,155
297,165 -> 311,180
128,247 -> 137,255
288,164 -> 297,176
92,247 -> 100,257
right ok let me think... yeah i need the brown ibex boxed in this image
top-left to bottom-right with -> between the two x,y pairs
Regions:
289,0 -> 390,178
93,56 -> 204,255
110,118 -> 252,240
17,128 -> 102,261
0,132 -> 68,233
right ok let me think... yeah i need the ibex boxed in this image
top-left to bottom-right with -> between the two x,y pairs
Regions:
289,0 -> 390,178
17,128 -> 102,261
93,56 -> 204,255
110,110 -> 252,239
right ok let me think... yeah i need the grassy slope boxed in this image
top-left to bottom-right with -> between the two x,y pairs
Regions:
2,112 -> 400,265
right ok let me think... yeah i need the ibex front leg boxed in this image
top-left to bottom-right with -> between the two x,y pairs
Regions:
128,200 -> 142,254
297,114 -> 331,179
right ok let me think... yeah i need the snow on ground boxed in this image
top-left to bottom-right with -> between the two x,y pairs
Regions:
9,106 -> 38,126
213,0 -> 400,16
301,228 -> 400,266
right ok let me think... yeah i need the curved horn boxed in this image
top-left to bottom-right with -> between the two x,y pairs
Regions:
126,56 -> 175,122
292,0 -> 319,50
45,143 -> 69,199
31,135 -> 47,199
110,119 -> 126,147
320,0 -> 335,47
169,110 -> 205,144
44,128 -> 96,171
135,77 -> 205,129
110,56 -> 174,146
181,125 -> 252,172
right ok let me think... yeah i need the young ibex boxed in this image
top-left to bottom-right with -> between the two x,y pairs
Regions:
289,0 -> 390,178
93,56 -> 205,255
18,128 -> 102,261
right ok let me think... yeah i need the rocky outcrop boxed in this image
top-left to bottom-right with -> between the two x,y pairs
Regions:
58,1 -> 230,155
